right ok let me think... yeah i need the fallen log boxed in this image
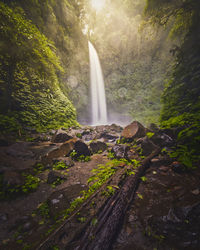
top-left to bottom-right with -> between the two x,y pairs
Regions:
74,148 -> 161,250
37,162 -> 131,250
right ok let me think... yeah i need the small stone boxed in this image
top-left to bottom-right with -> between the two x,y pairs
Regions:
0,213 -> 8,222
22,222 -> 32,232
159,166 -> 169,172
160,172 -> 168,176
51,199 -> 60,205
191,189 -> 200,195
151,158 -> 160,163
171,161 -> 185,173
173,186 -> 182,191
112,144 -> 130,159
58,194 -> 64,199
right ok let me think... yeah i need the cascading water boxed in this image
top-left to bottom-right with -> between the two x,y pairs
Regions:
88,41 -> 108,125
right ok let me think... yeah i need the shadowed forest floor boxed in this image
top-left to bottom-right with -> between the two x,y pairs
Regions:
0,124 -> 200,250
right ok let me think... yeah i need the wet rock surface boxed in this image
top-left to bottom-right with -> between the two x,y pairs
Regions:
112,144 -> 130,159
74,140 -> 91,156
89,141 -> 107,154
136,137 -> 158,156
51,129 -> 72,143
53,157 -> 74,168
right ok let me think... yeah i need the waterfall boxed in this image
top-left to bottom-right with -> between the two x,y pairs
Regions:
88,41 -> 107,125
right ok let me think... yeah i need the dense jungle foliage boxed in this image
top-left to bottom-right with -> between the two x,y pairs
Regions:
0,0 -> 87,133
145,0 -> 200,167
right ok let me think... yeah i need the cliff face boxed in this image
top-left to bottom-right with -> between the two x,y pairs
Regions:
0,0 -> 88,134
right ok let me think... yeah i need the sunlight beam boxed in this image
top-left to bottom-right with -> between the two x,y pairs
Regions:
91,0 -> 106,12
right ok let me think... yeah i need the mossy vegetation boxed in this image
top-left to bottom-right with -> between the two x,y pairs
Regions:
145,0 -> 200,168
0,1 -> 80,135
0,173 -> 40,200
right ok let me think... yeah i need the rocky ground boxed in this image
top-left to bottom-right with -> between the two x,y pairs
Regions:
0,122 -> 200,250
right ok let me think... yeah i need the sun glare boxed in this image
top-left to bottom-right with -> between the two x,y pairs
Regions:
91,0 -> 106,12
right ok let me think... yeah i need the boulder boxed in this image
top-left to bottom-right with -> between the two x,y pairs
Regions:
42,138 -> 76,164
99,132 -> 119,142
53,157 -> 74,167
82,131 -> 97,141
74,140 -> 91,157
136,137 -> 158,156
47,170 -> 67,184
89,141 -> 107,154
109,123 -> 123,133
52,129 -> 72,143
121,121 -> 146,141
112,145 -> 130,159
151,132 -> 173,147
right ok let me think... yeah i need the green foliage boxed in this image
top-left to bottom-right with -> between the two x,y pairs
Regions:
77,217 -> 86,223
91,217 -> 98,226
52,247 -> 59,250
0,173 -> 40,199
107,151 -> 115,159
0,2 -> 78,134
34,163 -> 45,173
116,137 -> 127,144
51,247 -> 59,250
137,193 -> 143,199
130,159 -> 141,167
70,150 -> 78,159
62,159 -> 126,220
37,202 -> 50,219
0,114 -> 21,133
145,0 -> 200,169
53,162 -> 68,170
51,177 -> 64,188
146,132 -> 155,139
76,133 -> 82,138
101,185 -> 116,197
70,150 -> 91,162
77,155 -> 91,162
141,176 -> 148,182
21,175 -> 40,193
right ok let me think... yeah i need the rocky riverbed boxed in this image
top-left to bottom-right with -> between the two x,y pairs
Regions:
0,122 -> 200,250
